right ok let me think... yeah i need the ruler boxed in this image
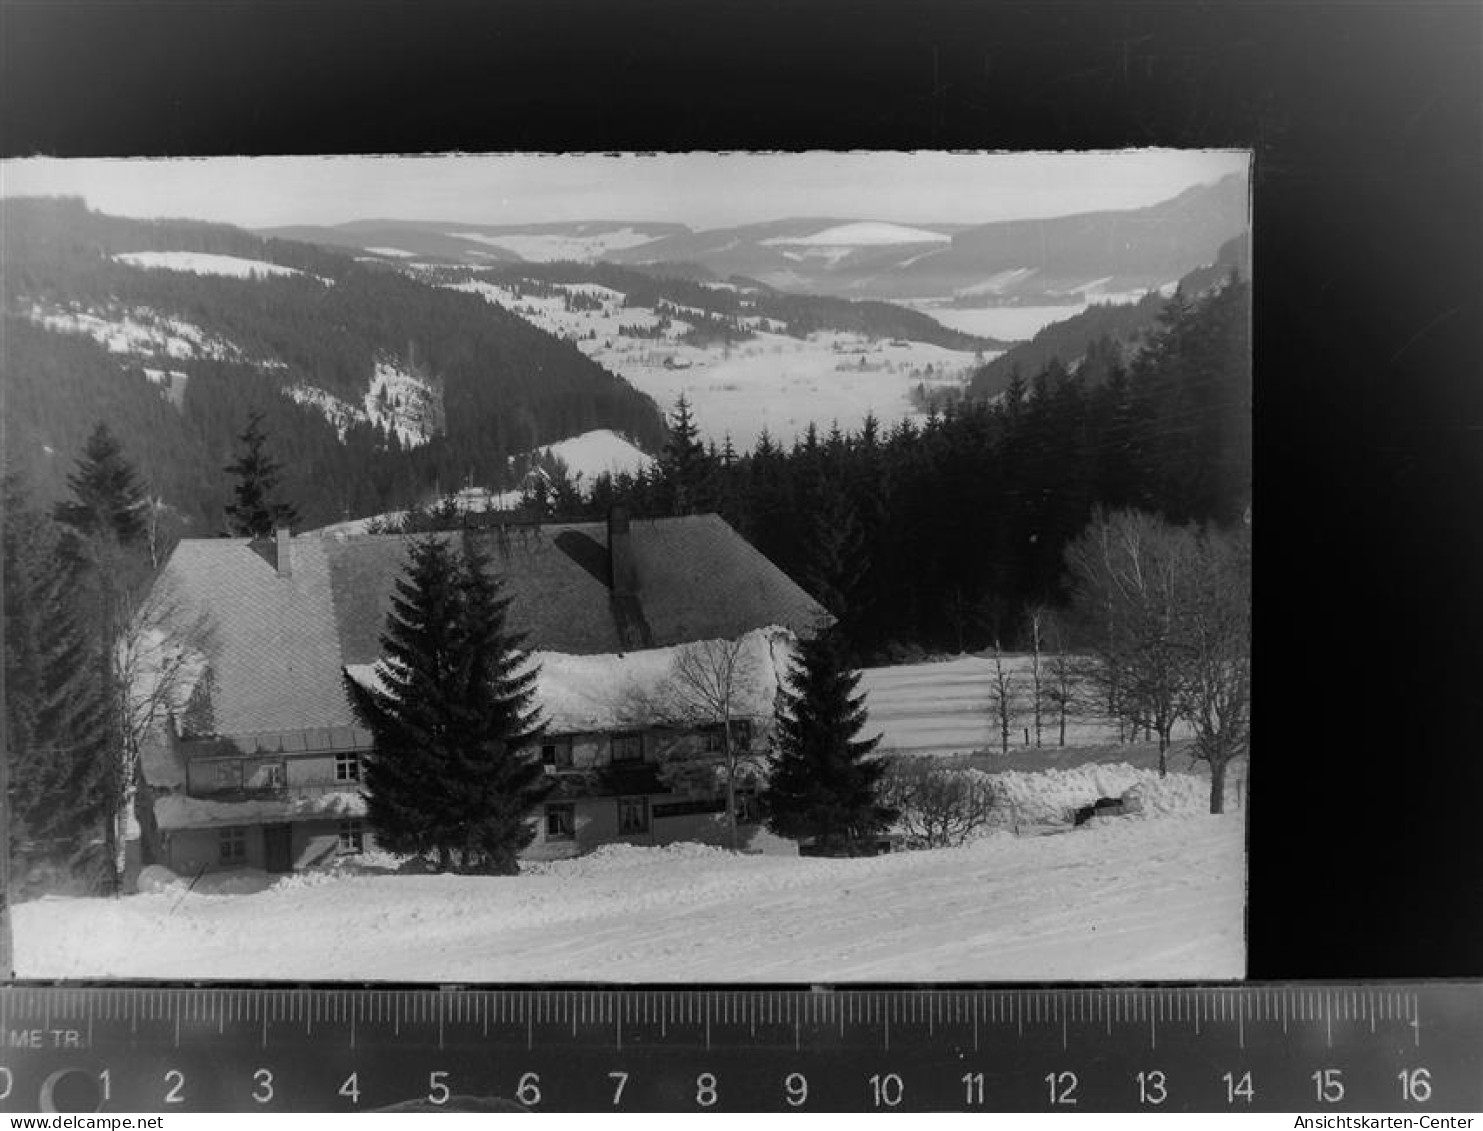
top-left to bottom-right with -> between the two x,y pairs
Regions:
2,983 -> 1479,1112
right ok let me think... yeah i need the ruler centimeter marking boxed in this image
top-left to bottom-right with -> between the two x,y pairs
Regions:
1,983 -> 1477,1112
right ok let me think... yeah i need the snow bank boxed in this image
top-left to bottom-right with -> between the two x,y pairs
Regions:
136,865 -> 187,894
986,762 -> 1244,827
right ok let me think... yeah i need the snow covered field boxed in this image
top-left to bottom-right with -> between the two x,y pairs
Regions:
452,227 -> 659,263
594,331 -> 983,450
111,251 -> 327,284
13,810 -> 1243,981
539,429 -> 655,481
446,278 -> 988,448
858,653 -> 1195,755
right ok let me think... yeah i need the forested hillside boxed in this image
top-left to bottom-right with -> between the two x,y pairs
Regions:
464,261 -> 1003,351
545,274 -> 1252,661
967,236 -> 1250,400
1,198 -> 666,530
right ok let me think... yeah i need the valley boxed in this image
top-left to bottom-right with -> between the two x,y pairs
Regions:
1,167 -> 1248,532
443,273 -> 991,448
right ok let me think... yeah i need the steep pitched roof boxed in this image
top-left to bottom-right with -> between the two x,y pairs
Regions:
158,515 -> 827,741
162,537 -> 353,735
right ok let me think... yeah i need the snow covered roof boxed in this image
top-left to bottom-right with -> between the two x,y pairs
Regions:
346,626 -> 793,735
153,515 -> 826,743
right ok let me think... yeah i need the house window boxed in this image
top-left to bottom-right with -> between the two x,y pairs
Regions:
617,797 -> 650,835
701,727 -> 725,754
219,826 -> 247,865
546,804 -> 575,841
337,819 -> 364,855
214,760 -> 240,788
335,753 -> 362,783
611,733 -> 643,764
541,739 -> 574,770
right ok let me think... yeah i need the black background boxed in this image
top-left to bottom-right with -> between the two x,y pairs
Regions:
3,0 -> 1480,981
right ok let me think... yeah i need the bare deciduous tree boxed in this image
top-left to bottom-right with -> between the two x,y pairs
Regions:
1041,609 -> 1081,747
119,576 -> 216,872
619,636 -> 773,851
1024,605 -> 1048,747
986,638 -> 1018,755
1067,508 -> 1251,807
1173,526 -> 1251,813
1065,509 -> 1196,775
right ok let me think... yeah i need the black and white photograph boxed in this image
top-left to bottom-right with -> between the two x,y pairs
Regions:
1,149 -> 1253,982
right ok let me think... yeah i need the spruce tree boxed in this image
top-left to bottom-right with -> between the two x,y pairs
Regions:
54,424 -> 147,549
3,474 -> 110,874
223,411 -> 300,537
346,535 -> 549,874
658,394 -> 709,514
52,425 -> 153,892
763,626 -> 896,853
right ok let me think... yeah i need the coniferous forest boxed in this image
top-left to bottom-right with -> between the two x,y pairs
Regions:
559,273 -> 1252,662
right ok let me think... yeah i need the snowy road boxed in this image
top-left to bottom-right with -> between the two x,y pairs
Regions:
14,812 -> 1244,982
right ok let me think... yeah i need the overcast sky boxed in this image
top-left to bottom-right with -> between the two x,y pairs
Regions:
1,150 -> 1248,231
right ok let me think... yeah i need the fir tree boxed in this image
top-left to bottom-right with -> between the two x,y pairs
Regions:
346,535 -> 549,874
224,411 -> 300,537
52,426 -> 154,892
763,626 -> 896,853
657,394 -> 709,514
3,474 -> 110,875
53,424 -> 147,549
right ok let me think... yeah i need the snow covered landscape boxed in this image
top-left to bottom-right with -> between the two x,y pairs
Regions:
451,226 -> 661,263
13,807 -> 1242,982
13,652 -> 1246,982
3,154 -> 1251,989
23,301 -> 247,364
448,277 -> 988,448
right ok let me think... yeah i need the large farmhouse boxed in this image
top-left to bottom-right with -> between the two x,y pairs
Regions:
135,512 -> 828,878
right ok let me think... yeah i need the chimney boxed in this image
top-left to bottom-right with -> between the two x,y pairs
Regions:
275,527 -> 293,578
607,507 -> 638,596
